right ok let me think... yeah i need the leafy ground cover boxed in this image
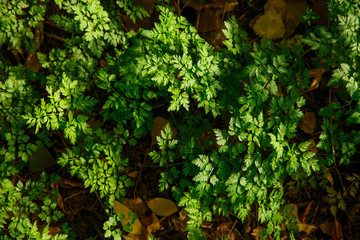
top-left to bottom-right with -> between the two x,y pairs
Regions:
1,0 -> 360,239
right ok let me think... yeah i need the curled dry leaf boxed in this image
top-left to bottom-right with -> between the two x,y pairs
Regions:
327,171 -> 334,187
146,198 -> 178,217
114,200 -> 143,235
300,200 -> 313,222
308,67 -> 325,92
298,222 -> 318,235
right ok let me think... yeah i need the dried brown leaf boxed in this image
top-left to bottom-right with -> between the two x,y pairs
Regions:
298,222 -> 317,235
146,213 -> 163,237
320,221 -> 333,237
123,198 -> 148,218
333,217 -> 343,240
327,171 -> 334,187
48,226 -> 61,236
300,200 -> 313,222
198,8 -> 223,33
299,112 -> 317,134
308,139 -> 318,153
320,218 -> 343,240
147,198 -> 178,217
252,226 -> 272,240
24,52 -> 42,72
308,67 -> 325,91
123,234 -> 147,240
151,117 -> 177,146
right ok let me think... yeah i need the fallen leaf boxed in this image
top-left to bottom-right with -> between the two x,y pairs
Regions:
253,5 -> 286,39
28,147 -> 56,172
333,217 -> 343,240
327,171 -> 334,187
48,226 -> 61,236
264,0 -> 308,38
123,198 -> 148,218
122,234 -> 147,240
114,200 -> 143,235
308,67 -> 325,91
127,170 -> 139,179
146,213 -> 162,237
308,139 -> 318,153
146,198 -> 178,216
24,52 -> 42,72
300,200 -> 313,222
252,226 -> 272,240
151,117 -> 177,146
283,204 -> 318,235
320,221 -> 333,237
299,111 -> 317,134
298,222 -> 317,235
198,8 -> 223,33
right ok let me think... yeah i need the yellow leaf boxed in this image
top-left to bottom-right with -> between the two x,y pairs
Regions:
147,213 -> 162,238
146,198 -> 178,216
254,5 -> 286,39
114,200 -> 143,235
298,222 -> 318,235
264,0 -> 308,37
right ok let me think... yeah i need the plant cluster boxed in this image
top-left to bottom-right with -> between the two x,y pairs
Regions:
0,0 -> 359,239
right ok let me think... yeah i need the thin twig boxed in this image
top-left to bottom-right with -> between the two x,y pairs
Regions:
63,191 -> 85,202
94,190 -> 108,214
44,32 -> 65,42
311,200 -> 320,224
180,0 -> 191,13
228,219 -> 238,238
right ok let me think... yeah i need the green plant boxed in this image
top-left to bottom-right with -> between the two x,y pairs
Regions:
1,0 -> 360,239
0,173 -> 69,239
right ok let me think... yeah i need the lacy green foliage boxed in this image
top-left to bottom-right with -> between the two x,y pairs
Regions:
0,173 -> 68,239
1,0 -> 360,239
303,0 -> 360,166
0,0 -> 46,52
148,15 -> 317,238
